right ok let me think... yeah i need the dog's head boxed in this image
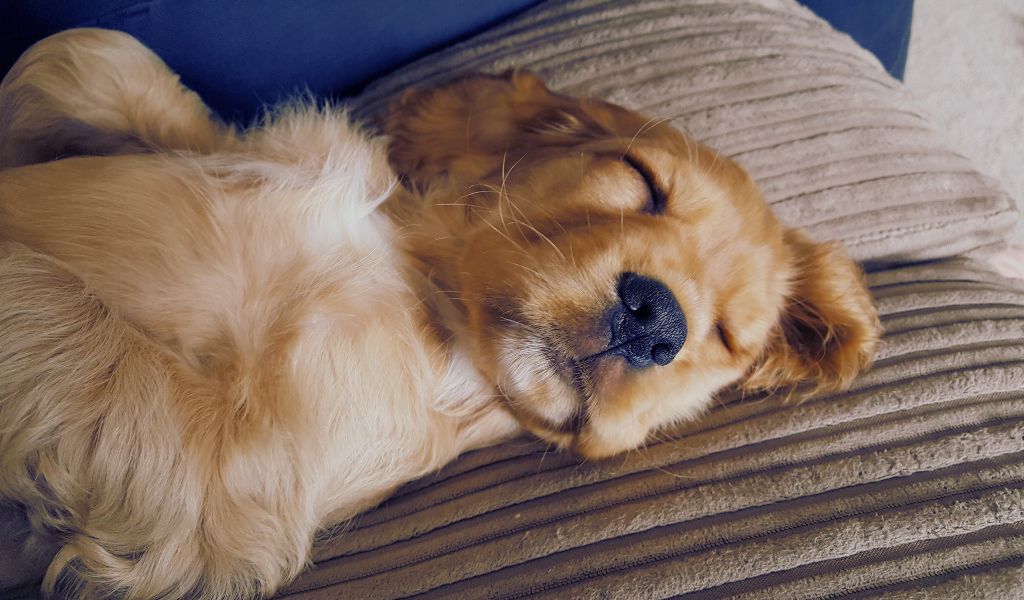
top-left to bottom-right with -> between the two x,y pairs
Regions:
383,71 -> 880,459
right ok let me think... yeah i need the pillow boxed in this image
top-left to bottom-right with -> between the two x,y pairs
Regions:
349,0 -> 1018,267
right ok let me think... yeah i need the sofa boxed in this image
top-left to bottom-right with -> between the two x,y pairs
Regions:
2,1 -> 1022,598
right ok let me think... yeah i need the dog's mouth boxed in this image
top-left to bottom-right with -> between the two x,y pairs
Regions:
530,338 -> 625,435
493,323 -> 646,458
491,335 -> 587,444
489,290 -> 672,450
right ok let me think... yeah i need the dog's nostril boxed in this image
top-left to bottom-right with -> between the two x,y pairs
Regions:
613,272 -> 688,368
630,303 -> 652,321
651,343 -> 674,366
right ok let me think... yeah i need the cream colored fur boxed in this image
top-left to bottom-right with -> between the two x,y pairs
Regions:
0,29 -> 516,599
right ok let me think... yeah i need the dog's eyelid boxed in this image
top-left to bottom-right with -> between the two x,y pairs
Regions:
622,155 -> 667,215
715,321 -> 735,354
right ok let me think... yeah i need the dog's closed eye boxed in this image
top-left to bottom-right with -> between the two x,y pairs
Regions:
622,155 -> 667,215
715,321 -> 735,354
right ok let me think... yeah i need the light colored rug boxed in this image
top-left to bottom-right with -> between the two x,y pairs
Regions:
904,0 -> 1024,246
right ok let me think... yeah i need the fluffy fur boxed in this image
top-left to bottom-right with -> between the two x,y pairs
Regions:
0,29 -> 880,599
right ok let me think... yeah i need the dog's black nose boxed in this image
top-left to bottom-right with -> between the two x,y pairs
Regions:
612,272 -> 687,368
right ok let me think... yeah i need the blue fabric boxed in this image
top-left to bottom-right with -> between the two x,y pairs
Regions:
798,0 -> 914,80
0,0 -> 539,122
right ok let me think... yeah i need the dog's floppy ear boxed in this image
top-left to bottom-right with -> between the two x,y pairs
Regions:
381,70 -> 610,189
742,229 -> 881,397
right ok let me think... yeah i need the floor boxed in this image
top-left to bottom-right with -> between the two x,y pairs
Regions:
903,0 -> 1024,244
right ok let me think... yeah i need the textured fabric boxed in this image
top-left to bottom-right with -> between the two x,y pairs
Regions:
348,0 -> 1017,267
274,257 -> 1024,598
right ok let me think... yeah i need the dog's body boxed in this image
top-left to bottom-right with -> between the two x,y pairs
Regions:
0,30 -> 880,599
0,30 -> 519,599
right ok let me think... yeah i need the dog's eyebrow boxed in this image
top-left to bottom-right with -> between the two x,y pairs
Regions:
622,154 -> 668,215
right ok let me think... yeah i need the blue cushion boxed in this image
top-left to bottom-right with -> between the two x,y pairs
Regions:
798,0 -> 913,79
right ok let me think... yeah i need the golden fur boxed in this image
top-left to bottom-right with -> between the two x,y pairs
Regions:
0,29 -> 880,599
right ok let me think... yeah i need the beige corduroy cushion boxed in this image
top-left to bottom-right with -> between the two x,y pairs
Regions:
266,0 -> 1024,598
350,0 -> 1018,267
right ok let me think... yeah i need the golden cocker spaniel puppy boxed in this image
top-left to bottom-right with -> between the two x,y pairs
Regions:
0,29 -> 879,599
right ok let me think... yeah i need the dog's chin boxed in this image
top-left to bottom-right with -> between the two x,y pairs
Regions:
495,334 -> 647,459
495,336 -> 580,443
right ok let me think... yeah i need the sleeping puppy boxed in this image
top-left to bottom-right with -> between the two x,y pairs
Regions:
0,29 -> 880,599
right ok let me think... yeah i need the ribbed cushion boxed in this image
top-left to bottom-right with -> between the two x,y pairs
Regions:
265,1 -> 1024,597
275,258 -> 1024,598
348,0 -> 1017,266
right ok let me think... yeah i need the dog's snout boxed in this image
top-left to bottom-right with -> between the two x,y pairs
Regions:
613,272 -> 687,367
